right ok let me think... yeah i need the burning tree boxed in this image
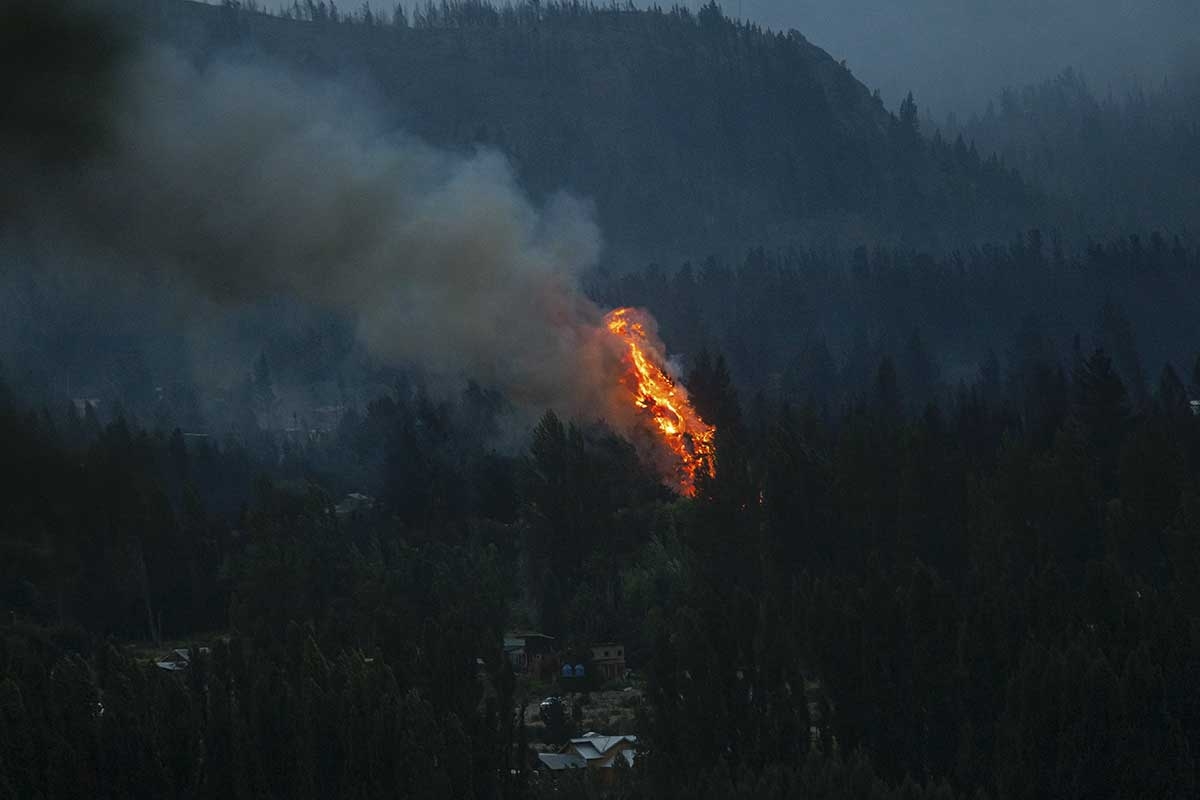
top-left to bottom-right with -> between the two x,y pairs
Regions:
603,307 -> 715,495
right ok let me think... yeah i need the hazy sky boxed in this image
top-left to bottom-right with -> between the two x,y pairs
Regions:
732,0 -> 1200,115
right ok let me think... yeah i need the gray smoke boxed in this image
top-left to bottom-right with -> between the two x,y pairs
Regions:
21,43 -> 625,417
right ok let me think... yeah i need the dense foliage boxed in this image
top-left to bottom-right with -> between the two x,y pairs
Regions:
593,229 -> 1200,409
3,244 -> 1200,795
3,2 -> 1200,799
943,65 -> 1200,236
134,0 -> 1039,258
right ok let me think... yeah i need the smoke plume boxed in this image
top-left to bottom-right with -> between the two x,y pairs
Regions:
8,11 -> 634,422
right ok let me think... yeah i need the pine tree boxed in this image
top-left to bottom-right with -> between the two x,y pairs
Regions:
1156,364 -> 1190,419
1073,348 -> 1131,486
874,356 -> 902,419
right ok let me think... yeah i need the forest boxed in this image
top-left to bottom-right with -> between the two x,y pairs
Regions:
4,261 -> 1200,797
143,0 -> 1043,259
941,65 -> 1200,236
2,1 -> 1200,798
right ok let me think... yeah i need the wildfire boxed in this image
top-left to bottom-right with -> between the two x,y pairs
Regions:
604,307 -> 715,495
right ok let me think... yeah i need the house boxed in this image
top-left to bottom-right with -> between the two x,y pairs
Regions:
536,732 -> 637,775
590,643 -> 626,682
504,632 -> 556,674
1191,400 -> 1200,417
155,651 -> 189,671
568,733 -> 637,768
535,752 -> 586,771
155,646 -> 211,671
335,492 -> 375,517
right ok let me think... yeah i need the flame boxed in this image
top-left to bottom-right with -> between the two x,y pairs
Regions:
604,307 -> 715,495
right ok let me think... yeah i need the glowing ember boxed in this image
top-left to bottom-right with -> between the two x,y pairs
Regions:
605,307 -> 715,495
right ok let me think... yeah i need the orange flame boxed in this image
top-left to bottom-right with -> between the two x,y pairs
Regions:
605,307 -> 715,495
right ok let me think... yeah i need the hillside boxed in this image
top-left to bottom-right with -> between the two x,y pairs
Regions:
943,65 -> 1200,238
5,5 -> 1200,800
132,0 -> 1039,261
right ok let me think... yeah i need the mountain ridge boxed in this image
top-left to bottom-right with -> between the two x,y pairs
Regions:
125,0 -> 1038,262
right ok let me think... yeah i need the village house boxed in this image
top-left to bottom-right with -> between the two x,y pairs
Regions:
334,492 -> 375,517
536,732 -> 637,777
590,642 -> 626,682
504,631 -> 556,674
155,646 -> 210,672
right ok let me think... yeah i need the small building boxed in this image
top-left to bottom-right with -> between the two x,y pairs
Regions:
536,752 -> 586,771
504,632 -> 556,674
1191,400 -> 1200,417
537,732 -> 637,776
155,646 -> 210,672
590,643 -> 626,682
155,652 -> 189,671
335,492 -> 375,517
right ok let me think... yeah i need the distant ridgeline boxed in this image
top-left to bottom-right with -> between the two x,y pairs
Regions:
944,66 -> 1200,237
123,0 -> 1040,261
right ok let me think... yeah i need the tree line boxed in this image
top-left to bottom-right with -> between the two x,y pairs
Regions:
138,0 -> 1041,258
3,226 -> 1200,794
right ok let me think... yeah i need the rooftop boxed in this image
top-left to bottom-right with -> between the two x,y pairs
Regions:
536,753 -> 586,771
506,631 -> 554,640
570,733 -> 637,758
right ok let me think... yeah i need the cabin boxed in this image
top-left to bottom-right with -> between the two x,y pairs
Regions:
155,646 -> 210,671
536,732 -> 637,776
334,492 -> 375,517
590,643 -> 626,682
504,631 -> 556,674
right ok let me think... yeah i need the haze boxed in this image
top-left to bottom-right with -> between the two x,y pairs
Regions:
4,3 -> 1200,799
743,0 -> 1200,113
240,0 -> 1200,113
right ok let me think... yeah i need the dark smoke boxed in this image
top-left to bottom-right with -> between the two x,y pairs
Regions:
1,0 -> 129,221
5,2 -> 628,421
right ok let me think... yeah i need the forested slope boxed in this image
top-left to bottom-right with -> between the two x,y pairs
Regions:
943,65 -> 1200,237
3,7 -> 1199,797
137,0 -> 1039,259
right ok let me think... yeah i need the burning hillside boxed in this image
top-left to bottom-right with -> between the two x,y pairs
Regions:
603,307 -> 715,495
4,17 -> 716,496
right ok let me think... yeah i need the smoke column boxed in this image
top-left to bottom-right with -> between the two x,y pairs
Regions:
7,15 -> 641,421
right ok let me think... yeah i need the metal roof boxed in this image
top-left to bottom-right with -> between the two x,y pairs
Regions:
572,742 -> 603,760
537,753 -> 586,771
570,734 -> 637,758
505,631 -> 554,640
